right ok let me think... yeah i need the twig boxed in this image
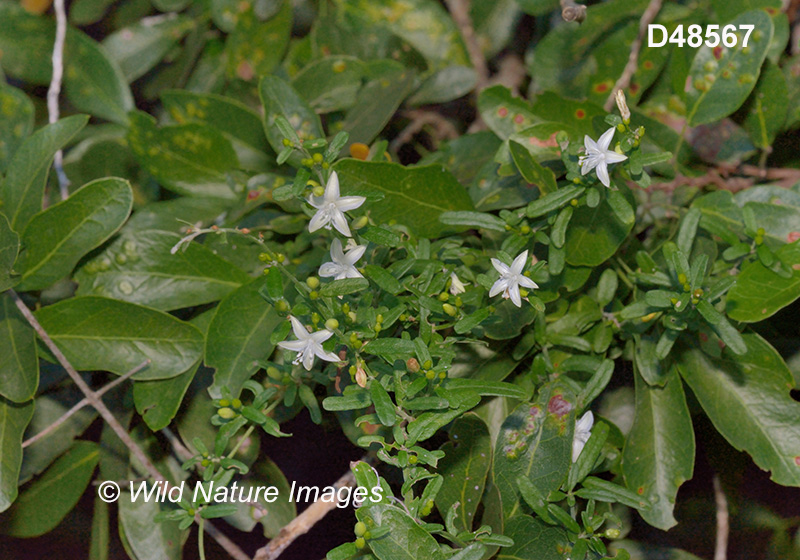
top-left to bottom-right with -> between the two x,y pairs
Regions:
22,360 -> 151,448
161,426 -> 194,461
48,0 -> 70,200
10,290 -> 249,560
560,0 -> 587,23
713,475 -> 729,560
644,164 -> 800,193
252,464 -> 361,560
390,110 -> 460,154
444,0 -> 489,90
604,0 -> 663,112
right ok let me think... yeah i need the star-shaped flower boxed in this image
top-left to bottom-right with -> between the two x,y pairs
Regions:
572,411 -> 594,463
578,127 -> 628,188
277,316 -> 340,371
489,250 -> 539,308
308,171 -> 365,237
319,238 -> 366,280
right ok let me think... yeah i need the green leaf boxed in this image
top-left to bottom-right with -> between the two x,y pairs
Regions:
363,267 -> 402,298
35,296 -> 204,380
686,10 -> 773,126
119,490 -> 183,560
492,394 -> 573,519
322,389 -> 371,411
497,515 -> 568,560
162,90 -> 272,170
439,211 -> 507,232
444,379 -> 528,400
103,15 -> 194,82
564,192 -> 636,266
259,75 -> 324,167
127,111 -> 239,199
0,293 -> 38,403
712,0 -> 780,21
0,214 -> 20,293
207,277 -> 283,399
622,366 -> 694,530
133,362 -> 197,431
334,160 -> 474,238
454,308 -> 491,334
0,115 -> 88,233
16,178 -> 133,292
509,140 -> 557,194
341,63 -> 417,146
478,85 -> 539,139
0,82 -> 34,173
363,338 -> 416,362
407,65 -> 476,105
225,0 -> 291,80
742,60 -> 789,148
291,56 -> 365,113
0,397 -> 34,513
576,476 -> 648,510
356,503 -> 446,560
319,277 -> 370,297
435,414 -> 491,533
0,441 -> 98,536
526,185 -> 585,218
75,230 -> 250,311
727,241 -> 800,322
89,495 -> 110,560
370,381 -> 396,426
675,333 -> 800,486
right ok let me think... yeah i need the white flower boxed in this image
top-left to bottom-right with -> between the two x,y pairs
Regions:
308,171 -> 365,237
572,411 -> 594,463
578,127 -> 628,188
449,272 -> 466,295
319,238 -> 366,280
277,316 -> 340,371
489,250 -> 539,308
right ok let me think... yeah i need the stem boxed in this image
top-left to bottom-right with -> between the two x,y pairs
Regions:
48,0 -> 70,200
199,517 -> 206,560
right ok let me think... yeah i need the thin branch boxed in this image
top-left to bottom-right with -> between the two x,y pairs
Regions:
604,0 -> 663,112
252,464 -> 361,560
390,109 -> 460,154
161,426 -> 194,461
444,0 -> 489,90
10,290 -> 249,560
560,0 -> 587,23
48,0 -> 70,200
713,475 -> 729,560
23,360 -> 151,448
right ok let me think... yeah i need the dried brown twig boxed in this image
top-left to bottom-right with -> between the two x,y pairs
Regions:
714,475 -> 729,560
604,0 -> 663,112
444,0 -> 489,90
10,290 -> 249,560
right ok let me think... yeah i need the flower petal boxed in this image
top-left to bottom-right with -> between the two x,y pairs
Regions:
508,284 -> 522,307
278,339 -> 307,352
324,171 -> 340,201
517,275 -> 539,290
344,244 -> 366,265
288,316 -> 309,340
319,262 -> 342,278
489,278 -> 508,298
330,238 -> 346,263
302,349 -> 316,371
336,196 -> 366,213
310,329 -> 333,344
345,267 -> 363,279
583,135 -> 598,154
596,161 -> 610,188
331,211 -> 351,237
490,258 -> 510,275
308,209 -> 329,233
597,127 -> 616,151
604,151 -> 628,165
577,410 -> 594,432
510,250 -> 528,275
579,154 -> 599,175
316,348 -> 341,363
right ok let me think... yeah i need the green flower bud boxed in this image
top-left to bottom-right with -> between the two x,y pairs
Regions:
355,537 -> 366,549
442,303 -> 457,316
267,367 -> 282,380
354,522 -> 367,537
312,153 -> 323,164
306,276 -> 320,289
218,407 -> 236,419
325,318 -> 339,330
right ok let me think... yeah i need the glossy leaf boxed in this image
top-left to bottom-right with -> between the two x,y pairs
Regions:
260,75 -> 324,167
742,60 -> 789,148
356,503 -> 446,560
492,394 -> 573,519
127,111 -> 240,199
35,296 -> 204,380
119,489 -> 183,560
435,414 -> 491,533
133,362 -> 197,431
225,0 -> 291,80
727,239 -> 800,322
0,293 -> 38,403
564,193 -> 636,266
334,160 -> 474,238
0,441 -> 98,536
17,178 -> 133,292
291,56 -> 365,113
0,82 -> 34,173
0,115 -> 88,233
686,10 -> 773,126
675,334 -> 800,486
207,277 -> 283,398
623,366 -> 695,530
0,397 -> 34,513
75,230 -> 250,311
497,515 -> 568,560
0,214 -> 20,293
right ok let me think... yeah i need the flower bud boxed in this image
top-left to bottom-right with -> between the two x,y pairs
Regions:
615,89 -> 631,122
325,318 -> 339,330
407,358 -> 420,373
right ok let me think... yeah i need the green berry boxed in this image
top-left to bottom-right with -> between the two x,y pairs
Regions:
442,303 -> 457,316
313,153 -> 323,164
423,360 -> 432,370
312,185 -> 325,197
354,521 -> 367,536
438,371 -> 446,380
306,276 -> 320,289
325,318 -> 339,330
425,370 -> 436,380
408,455 -> 418,464
231,398 -> 242,409
309,291 -> 319,300
438,292 -> 449,302
520,225 -> 531,235
355,537 -> 366,549
219,399 -> 230,407
201,459 -> 210,467
757,227 -> 765,236
677,273 -> 687,285
218,407 -> 236,419
282,138 -> 291,147
275,300 -> 289,312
